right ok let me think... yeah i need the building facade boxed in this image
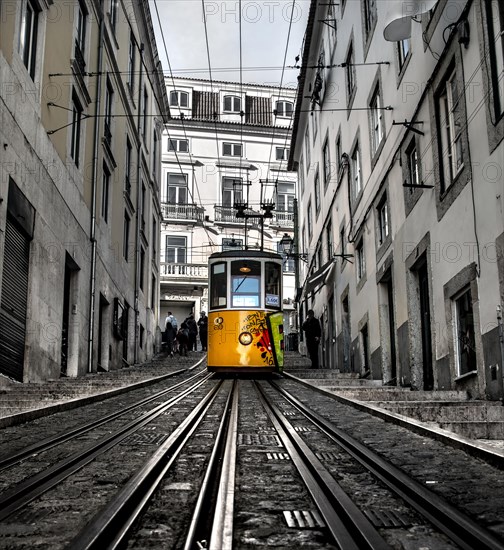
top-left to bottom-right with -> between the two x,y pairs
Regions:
160,77 -> 297,338
0,0 -> 168,383
289,0 -> 504,399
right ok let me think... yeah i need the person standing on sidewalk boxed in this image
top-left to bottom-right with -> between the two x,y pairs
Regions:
302,309 -> 321,369
186,314 -> 198,352
198,311 -> 208,351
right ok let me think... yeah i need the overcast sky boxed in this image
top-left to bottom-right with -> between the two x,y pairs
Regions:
149,1 -> 310,89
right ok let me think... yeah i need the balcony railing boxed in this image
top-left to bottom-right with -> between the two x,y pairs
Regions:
160,263 -> 208,280
214,205 -> 259,227
161,203 -> 205,222
271,210 -> 295,228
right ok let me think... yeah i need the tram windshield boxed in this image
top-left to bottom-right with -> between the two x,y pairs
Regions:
231,260 -> 260,308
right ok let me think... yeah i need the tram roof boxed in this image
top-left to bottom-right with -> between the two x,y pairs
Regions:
209,249 -> 283,261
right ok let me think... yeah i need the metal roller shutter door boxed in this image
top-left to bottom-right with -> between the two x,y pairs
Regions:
0,217 -> 30,381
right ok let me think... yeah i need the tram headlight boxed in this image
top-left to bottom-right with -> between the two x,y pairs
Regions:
239,332 -> 253,346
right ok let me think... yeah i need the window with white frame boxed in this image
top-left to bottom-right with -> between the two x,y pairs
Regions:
75,0 -> 87,70
166,236 -> 187,264
104,77 -> 114,145
276,147 -> 289,161
397,38 -> 410,72
223,142 -> 242,157
363,0 -> 377,40
326,219 -> 333,261
307,200 -> 313,240
350,143 -> 362,200
299,155 -> 305,194
167,173 -> 188,204
170,90 -> 189,107
109,0 -> 118,32
437,66 -> 464,193
276,181 -> 295,212
406,140 -> 419,188
485,0 -> 504,119
346,42 -> 356,101
377,195 -> 389,245
335,133 -> 342,179
125,137 -> 132,194
314,170 -> 321,215
168,138 -> 189,153
123,211 -> 130,260
223,95 -> 241,112
275,101 -> 293,117
356,238 -> 365,280
322,137 -> 331,186
70,90 -> 83,167
101,163 -> 110,223
304,126 -> 311,168
222,176 -> 243,207
19,0 -> 40,79
142,86 -> 148,140
453,286 -> 477,376
127,31 -> 136,93
370,85 -> 384,156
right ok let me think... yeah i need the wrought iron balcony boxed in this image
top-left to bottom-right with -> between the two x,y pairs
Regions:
161,203 -> 205,222
160,262 -> 208,281
214,205 -> 259,227
270,210 -> 295,229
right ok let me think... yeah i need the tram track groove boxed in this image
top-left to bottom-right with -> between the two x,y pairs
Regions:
67,381 -> 227,550
0,374 -> 213,522
269,380 -> 504,550
254,380 -> 390,550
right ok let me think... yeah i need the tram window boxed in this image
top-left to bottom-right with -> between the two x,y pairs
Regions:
210,262 -> 227,309
231,260 -> 261,308
265,262 -> 281,309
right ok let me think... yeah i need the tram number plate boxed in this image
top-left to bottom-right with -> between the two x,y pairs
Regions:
266,294 -> 280,307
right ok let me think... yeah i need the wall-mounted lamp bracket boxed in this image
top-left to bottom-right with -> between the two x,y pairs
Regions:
392,119 -> 425,136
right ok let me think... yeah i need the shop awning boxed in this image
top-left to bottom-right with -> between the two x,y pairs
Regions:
304,259 -> 336,296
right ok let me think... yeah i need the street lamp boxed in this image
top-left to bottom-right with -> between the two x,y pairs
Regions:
279,233 -> 308,262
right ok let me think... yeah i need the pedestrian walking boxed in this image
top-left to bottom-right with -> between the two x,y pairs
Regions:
302,309 -> 321,369
164,317 -> 176,357
198,311 -> 208,351
177,322 -> 189,356
186,314 -> 198,351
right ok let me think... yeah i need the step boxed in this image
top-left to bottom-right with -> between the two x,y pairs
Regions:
438,421 -> 504,440
329,389 -> 470,401
375,402 -> 504,423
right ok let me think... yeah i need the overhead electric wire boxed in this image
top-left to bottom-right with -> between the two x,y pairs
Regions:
152,0 -> 217,249
264,0 -> 298,194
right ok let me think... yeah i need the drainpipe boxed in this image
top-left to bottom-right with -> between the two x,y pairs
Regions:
134,43 -> 145,365
497,305 -> 504,395
293,197 -> 300,349
87,9 -> 105,373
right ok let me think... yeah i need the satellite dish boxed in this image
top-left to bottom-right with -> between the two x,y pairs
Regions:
383,0 -> 439,42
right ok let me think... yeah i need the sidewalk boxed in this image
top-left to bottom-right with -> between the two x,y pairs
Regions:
0,351 -> 205,428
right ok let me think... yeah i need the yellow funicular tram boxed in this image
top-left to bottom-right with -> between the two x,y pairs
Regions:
207,249 -> 284,373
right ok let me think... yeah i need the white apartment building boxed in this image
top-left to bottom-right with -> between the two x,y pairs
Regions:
289,0 -> 504,399
160,77 -> 298,341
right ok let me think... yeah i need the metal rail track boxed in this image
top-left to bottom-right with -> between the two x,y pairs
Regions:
0,372 -> 213,522
254,381 -> 390,550
67,380 -> 234,550
0,359 -> 207,472
269,380 -> 504,550
184,380 -> 239,550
